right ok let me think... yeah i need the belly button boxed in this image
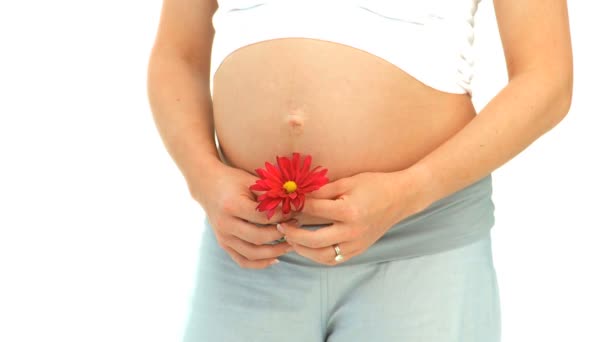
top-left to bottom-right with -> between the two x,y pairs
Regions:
285,115 -> 304,135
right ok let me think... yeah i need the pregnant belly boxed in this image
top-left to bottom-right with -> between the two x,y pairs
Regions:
212,38 -> 477,225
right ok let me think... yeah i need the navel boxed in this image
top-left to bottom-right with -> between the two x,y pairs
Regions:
284,111 -> 306,136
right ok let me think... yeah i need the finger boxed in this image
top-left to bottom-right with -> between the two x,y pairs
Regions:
221,244 -> 283,269
288,239 -> 355,266
298,196 -> 350,224
226,237 -> 293,261
307,177 -> 348,199
278,220 -> 355,249
232,194 -> 296,225
227,217 -> 286,245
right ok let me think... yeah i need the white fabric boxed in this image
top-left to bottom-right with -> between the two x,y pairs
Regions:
210,0 -> 482,95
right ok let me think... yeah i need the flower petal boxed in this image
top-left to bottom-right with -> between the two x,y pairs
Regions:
292,152 -> 300,183
282,197 -> 291,214
255,168 -> 269,178
300,154 -> 312,177
277,155 -> 293,180
258,191 -> 284,202
296,194 -> 305,211
292,195 -> 301,210
264,162 -> 284,183
258,197 -> 282,211
266,206 -> 277,220
266,188 -> 286,197
249,153 -> 329,219
299,167 -> 328,189
254,168 -> 266,178
249,180 -> 272,191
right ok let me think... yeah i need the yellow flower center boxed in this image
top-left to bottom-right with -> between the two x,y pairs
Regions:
283,180 -> 297,193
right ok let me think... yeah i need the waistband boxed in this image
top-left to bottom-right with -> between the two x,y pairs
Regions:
274,173 -> 496,268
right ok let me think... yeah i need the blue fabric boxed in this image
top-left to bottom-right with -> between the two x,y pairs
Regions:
181,212 -> 501,341
267,173 -> 496,268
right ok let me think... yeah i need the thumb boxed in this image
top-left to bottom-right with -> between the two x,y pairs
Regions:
307,177 -> 348,199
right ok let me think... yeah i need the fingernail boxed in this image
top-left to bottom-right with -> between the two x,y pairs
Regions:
276,223 -> 285,233
271,259 -> 280,265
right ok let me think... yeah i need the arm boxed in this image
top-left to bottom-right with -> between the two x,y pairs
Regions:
147,0 -> 223,201
399,0 -> 573,209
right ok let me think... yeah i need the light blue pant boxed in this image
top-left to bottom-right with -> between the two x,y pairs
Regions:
181,216 -> 501,341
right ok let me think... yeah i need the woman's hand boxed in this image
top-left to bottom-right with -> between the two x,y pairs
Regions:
278,170 -> 433,265
193,163 -> 296,269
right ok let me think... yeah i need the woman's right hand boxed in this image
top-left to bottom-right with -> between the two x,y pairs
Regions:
191,162 -> 296,269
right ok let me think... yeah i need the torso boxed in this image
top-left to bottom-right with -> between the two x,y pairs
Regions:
212,38 -> 477,225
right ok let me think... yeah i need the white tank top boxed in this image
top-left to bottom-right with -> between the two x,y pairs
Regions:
210,0 -> 483,96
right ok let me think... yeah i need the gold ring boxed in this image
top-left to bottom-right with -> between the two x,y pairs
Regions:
333,244 -> 344,262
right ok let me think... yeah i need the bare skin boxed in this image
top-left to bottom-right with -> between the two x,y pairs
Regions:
147,0 -> 572,268
213,38 -> 477,226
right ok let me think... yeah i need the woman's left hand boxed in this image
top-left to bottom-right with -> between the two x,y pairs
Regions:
276,170 -> 433,265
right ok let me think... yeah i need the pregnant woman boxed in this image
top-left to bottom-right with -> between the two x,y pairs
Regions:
147,0 -> 572,341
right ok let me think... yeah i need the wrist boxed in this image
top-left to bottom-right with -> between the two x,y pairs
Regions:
394,161 -> 439,215
185,155 -> 226,203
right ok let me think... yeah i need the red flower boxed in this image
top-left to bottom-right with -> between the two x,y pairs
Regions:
249,152 -> 329,220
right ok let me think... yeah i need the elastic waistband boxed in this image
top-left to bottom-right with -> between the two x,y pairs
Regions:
279,173 -> 496,268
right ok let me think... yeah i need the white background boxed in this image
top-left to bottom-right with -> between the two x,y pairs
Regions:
1,1 -> 606,341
